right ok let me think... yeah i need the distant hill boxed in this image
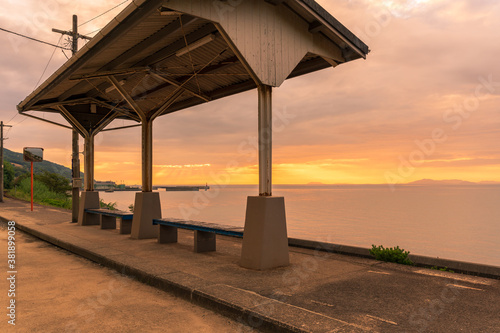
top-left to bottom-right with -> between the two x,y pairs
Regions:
3,148 -> 83,181
407,179 -> 499,185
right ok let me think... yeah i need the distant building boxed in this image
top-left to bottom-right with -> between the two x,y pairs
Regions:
94,181 -> 116,190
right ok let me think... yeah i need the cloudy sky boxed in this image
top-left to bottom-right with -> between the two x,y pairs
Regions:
1,0 -> 499,185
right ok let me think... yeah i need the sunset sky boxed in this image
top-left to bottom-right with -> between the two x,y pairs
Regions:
1,0 -> 499,185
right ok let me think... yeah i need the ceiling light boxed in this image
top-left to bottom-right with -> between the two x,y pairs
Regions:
175,34 -> 216,57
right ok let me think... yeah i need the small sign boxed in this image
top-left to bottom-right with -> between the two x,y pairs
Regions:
72,178 -> 82,188
23,147 -> 44,162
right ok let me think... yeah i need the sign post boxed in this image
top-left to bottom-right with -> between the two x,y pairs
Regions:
23,147 -> 43,211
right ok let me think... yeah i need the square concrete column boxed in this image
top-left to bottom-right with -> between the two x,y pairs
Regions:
78,191 -> 100,225
131,192 -> 161,239
240,196 -> 289,270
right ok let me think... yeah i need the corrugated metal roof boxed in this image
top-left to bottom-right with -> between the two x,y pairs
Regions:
17,0 -> 369,134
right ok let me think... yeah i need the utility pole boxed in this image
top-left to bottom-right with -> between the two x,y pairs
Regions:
1,121 -> 13,203
52,15 -> 91,222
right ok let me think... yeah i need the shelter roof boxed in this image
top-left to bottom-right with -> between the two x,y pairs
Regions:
17,0 -> 369,135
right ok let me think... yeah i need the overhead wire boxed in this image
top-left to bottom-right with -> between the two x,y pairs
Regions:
34,35 -> 64,89
78,0 -> 131,27
0,27 -> 70,50
3,0 -> 131,134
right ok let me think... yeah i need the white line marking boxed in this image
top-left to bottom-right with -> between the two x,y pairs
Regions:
447,284 -> 484,291
366,314 -> 398,325
311,300 -> 335,307
415,269 -> 492,286
368,270 -> 391,275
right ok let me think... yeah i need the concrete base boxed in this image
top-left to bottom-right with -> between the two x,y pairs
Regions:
77,191 -> 100,226
131,192 -> 161,239
100,215 -> 116,229
119,219 -> 133,235
195,231 -> 216,253
158,225 -> 178,243
240,196 -> 289,270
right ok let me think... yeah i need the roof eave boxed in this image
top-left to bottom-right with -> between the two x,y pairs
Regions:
17,0 -> 165,113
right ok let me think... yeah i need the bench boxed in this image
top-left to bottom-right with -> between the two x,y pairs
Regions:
153,218 -> 244,253
84,209 -> 134,234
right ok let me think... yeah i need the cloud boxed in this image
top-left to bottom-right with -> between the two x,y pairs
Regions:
1,0 -> 499,184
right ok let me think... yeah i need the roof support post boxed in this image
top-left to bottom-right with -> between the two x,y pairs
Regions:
84,133 -> 95,192
142,118 -> 153,192
258,85 -> 272,196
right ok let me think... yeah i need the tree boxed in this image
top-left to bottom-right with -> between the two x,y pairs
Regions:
3,161 -> 15,189
36,171 -> 71,196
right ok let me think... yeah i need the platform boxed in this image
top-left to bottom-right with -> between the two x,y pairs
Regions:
1,197 -> 499,332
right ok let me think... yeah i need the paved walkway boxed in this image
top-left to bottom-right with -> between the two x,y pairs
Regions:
1,197 -> 499,332
0,221 -> 248,332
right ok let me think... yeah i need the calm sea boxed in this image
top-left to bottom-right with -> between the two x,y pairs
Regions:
100,184 -> 500,267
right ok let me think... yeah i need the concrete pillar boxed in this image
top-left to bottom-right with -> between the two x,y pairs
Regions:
77,191 -> 100,225
131,118 -> 161,239
78,133 -> 99,225
240,85 -> 290,270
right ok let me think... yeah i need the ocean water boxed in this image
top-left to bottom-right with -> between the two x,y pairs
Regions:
99,184 -> 500,267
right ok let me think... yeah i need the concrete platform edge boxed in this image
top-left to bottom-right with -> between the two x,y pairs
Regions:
5,219 -> 307,333
288,238 -> 500,280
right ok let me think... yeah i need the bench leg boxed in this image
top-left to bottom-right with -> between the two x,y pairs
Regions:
100,215 -> 117,229
119,219 -> 132,235
195,231 -> 216,253
158,225 -> 178,244
84,212 -> 100,226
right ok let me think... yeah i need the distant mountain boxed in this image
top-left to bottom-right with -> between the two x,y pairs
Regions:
2,148 -> 83,180
407,179 -> 499,185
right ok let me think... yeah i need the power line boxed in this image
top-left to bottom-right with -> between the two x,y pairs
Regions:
78,0 -> 131,27
0,27 -> 71,50
34,35 -> 63,89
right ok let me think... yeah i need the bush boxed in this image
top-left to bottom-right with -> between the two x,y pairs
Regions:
9,177 -> 72,209
37,171 -> 71,196
3,161 -> 15,189
100,199 -> 117,210
370,244 -> 413,266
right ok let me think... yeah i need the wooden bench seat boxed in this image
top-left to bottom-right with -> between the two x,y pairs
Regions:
84,208 -> 134,234
153,218 -> 243,253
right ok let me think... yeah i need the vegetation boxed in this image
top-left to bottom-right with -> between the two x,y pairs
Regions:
431,266 -> 454,273
3,161 -> 15,189
128,204 -> 134,212
2,147 -> 83,180
370,244 -> 413,266
100,199 -> 117,210
37,171 -> 72,194
9,177 -> 72,209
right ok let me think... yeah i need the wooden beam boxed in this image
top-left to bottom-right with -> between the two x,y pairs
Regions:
149,71 -> 211,102
108,75 -> 146,120
57,105 -> 88,137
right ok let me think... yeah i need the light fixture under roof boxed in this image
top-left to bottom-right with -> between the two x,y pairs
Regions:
159,7 -> 182,16
175,34 -> 216,57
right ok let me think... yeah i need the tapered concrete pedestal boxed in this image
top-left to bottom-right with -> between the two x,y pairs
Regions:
131,192 -> 161,239
240,196 -> 289,270
78,191 -> 100,226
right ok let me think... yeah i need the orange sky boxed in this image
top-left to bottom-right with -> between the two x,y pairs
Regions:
1,0 -> 499,185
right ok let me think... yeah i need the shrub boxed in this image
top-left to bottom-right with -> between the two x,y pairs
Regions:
37,171 -> 71,196
3,161 -> 15,189
100,199 -> 117,210
370,244 -> 413,265
10,177 -> 72,209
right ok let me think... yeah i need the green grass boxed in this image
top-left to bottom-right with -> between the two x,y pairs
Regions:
8,178 -> 72,209
370,244 -> 413,266
8,178 -> 117,211
431,266 -> 455,273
